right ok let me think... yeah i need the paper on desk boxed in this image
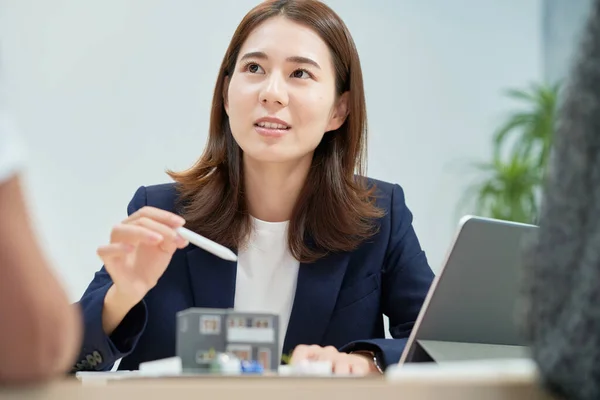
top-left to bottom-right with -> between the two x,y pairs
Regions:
75,370 -> 142,385
385,358 -> 539,383
76,357 -> 184,385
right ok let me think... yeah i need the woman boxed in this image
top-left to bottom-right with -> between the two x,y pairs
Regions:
73,0 -> 434,375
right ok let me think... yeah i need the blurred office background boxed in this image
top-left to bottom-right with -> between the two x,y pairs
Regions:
0,0 -> 592,301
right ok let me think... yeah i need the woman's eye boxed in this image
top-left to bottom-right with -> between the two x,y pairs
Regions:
247,63 -> 263,74
292,69 -> 310,79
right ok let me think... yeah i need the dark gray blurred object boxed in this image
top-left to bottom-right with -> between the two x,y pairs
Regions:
522,0 -> 600,399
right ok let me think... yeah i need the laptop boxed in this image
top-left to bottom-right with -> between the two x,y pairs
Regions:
398,215 -> 538,364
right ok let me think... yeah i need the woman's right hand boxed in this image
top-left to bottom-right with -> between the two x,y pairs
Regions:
97,206 -> 189,334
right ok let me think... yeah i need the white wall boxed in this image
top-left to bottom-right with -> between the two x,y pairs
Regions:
0,0 -> 542,301
543,0 -> 592,83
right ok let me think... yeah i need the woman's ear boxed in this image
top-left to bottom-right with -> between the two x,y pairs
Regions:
326,91 -> 349,132
223,75 -> 230,115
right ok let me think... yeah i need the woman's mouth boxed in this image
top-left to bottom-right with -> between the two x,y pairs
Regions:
254,121 -> 291,137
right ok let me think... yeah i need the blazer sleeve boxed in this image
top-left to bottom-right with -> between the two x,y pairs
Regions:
340,184 -> 434,368
71,186 -> 150,372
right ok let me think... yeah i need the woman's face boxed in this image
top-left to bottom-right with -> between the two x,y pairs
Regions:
225,16 -> 348,165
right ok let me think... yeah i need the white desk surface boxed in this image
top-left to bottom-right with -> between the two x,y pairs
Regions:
0,359 -> 558,400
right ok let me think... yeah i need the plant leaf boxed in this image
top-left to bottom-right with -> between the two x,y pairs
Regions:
460,81 -> 559,223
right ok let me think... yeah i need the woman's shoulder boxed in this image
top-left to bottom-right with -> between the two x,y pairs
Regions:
127,182 -> 179,214
359,176 -> 408,208
363,176 -> 396,195
358,176 -> 418,230
144,182 -> 179,199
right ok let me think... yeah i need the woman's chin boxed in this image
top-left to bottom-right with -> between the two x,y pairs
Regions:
241,146 -> 311,165
244,152 -> 295,164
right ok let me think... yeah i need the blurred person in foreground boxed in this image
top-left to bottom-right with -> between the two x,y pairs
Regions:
523,0 -> 600,399
0,108 -> 81,383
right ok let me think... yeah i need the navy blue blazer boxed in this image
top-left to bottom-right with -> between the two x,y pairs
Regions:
72,178 -> 434,372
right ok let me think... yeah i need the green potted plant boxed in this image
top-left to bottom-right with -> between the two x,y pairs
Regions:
462,82 -> 561,224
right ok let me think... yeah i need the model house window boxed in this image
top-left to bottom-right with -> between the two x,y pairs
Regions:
228,316 -> 247,327
196,349 -> 216,363
253,317 -> 272,328
199,315 -> 221,335
258,348 -> 271,370
226,344 -> 252,361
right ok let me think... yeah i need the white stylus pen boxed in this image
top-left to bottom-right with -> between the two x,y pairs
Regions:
175,227 -> 238,262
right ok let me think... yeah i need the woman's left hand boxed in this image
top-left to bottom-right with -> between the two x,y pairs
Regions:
290,345 -> 378,376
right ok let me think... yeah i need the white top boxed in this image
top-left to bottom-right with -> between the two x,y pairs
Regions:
0,112 -> 23,183
234,217 -> 300,358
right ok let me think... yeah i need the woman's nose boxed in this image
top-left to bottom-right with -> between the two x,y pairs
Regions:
259,74 -> 289,107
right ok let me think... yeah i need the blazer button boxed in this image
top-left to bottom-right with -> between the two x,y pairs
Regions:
92,351 -> 103,363
86,354 -> 97,368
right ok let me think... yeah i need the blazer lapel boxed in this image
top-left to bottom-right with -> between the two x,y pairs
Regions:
282,251 -> 350,357
186,247 -> 237,308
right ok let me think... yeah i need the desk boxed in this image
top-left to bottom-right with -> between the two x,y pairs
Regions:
0,373 -> 557,400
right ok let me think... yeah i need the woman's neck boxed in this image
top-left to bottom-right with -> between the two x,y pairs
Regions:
243,154 -> 312,222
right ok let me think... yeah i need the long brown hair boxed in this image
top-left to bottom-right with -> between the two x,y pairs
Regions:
167,0 -> 384,263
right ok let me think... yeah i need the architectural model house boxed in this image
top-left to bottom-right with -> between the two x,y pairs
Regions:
176,308 -> 280,372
